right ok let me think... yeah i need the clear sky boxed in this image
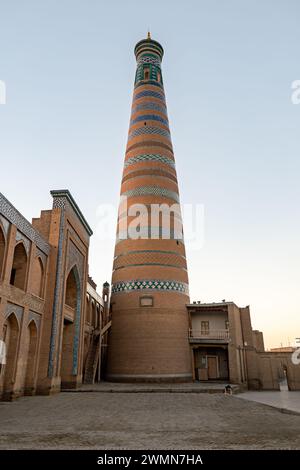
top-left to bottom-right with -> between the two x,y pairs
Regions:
1,0 -> 299,349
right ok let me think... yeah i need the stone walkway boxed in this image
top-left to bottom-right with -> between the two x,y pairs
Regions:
0,391 -> 300,449
236,391 -> 300,415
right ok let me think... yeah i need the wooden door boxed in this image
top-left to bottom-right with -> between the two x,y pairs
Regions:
207,356 -> 218,379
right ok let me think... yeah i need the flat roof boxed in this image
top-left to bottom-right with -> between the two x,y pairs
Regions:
186,301 -> 239,308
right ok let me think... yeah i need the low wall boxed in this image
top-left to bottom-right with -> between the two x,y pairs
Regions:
256,351 -> 300,391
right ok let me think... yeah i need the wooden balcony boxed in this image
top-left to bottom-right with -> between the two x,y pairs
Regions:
189,328 -> 229,344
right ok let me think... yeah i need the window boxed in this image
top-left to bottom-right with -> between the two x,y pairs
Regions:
140,296 -> 153,307
225,320 -> 229,330
201,321 -> 209,335
157,71 -> 161,83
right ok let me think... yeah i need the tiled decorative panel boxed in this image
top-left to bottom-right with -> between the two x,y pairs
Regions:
36,247 -> 47,267
16,230 -> 31,255
0,214 -> 10,237
128,126 -> 171,141
137,55 -> 161,66
112,279 -> 189,295
0,193 -> 50,255
28,311 -> 41,328
67,240 -> 84,282
124,154 -> 175,169
5,302 -> 24,324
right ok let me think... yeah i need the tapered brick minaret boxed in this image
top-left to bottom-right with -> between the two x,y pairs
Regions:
107,34 -> 192,382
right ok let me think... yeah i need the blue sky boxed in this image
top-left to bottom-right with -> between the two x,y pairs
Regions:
1,0 -> 299,348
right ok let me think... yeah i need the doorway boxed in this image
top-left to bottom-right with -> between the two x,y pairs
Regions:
279,366 -> 290,391
3,313 -> 19,391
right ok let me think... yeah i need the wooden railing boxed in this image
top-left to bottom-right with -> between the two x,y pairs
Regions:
189,329 -> 229,340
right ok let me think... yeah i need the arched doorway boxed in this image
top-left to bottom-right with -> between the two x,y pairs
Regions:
10,243 -> 28,290
61,266 -> 81,388
3,313 -> 20,392
0,225 -> 6,278
24,321 -> 38,394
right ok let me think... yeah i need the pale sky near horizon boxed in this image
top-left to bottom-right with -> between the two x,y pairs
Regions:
0,0 -> 299,349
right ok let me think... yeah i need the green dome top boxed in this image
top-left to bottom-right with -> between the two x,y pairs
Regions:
134,33 -> 164,62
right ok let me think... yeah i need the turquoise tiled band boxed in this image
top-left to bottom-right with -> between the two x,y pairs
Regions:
111,279 -> 189,295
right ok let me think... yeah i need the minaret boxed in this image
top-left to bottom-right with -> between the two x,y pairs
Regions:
107,34 -> 192,382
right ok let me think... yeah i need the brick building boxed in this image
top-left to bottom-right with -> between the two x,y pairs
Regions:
0,191 -> 109,400
188,301 -> 300,390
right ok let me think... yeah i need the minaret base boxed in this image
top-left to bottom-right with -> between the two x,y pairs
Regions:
106,304 -> 192,383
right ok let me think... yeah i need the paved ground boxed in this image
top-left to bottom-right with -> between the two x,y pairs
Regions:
65,381 -> 239,393
1,392 -> 300,449
236,390 -> 300,415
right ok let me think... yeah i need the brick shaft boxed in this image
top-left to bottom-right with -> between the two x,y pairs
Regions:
107,36 -> 192,382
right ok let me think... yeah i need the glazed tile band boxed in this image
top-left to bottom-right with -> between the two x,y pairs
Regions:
131,102 -> 167,114
133,90 -> 165,102
128,126 -> 171,141
111,279 -> 189,295
130,114 -> 169,126
124,154 -> 175,169
137,56 -> 161,66
122,185 -> 179,202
